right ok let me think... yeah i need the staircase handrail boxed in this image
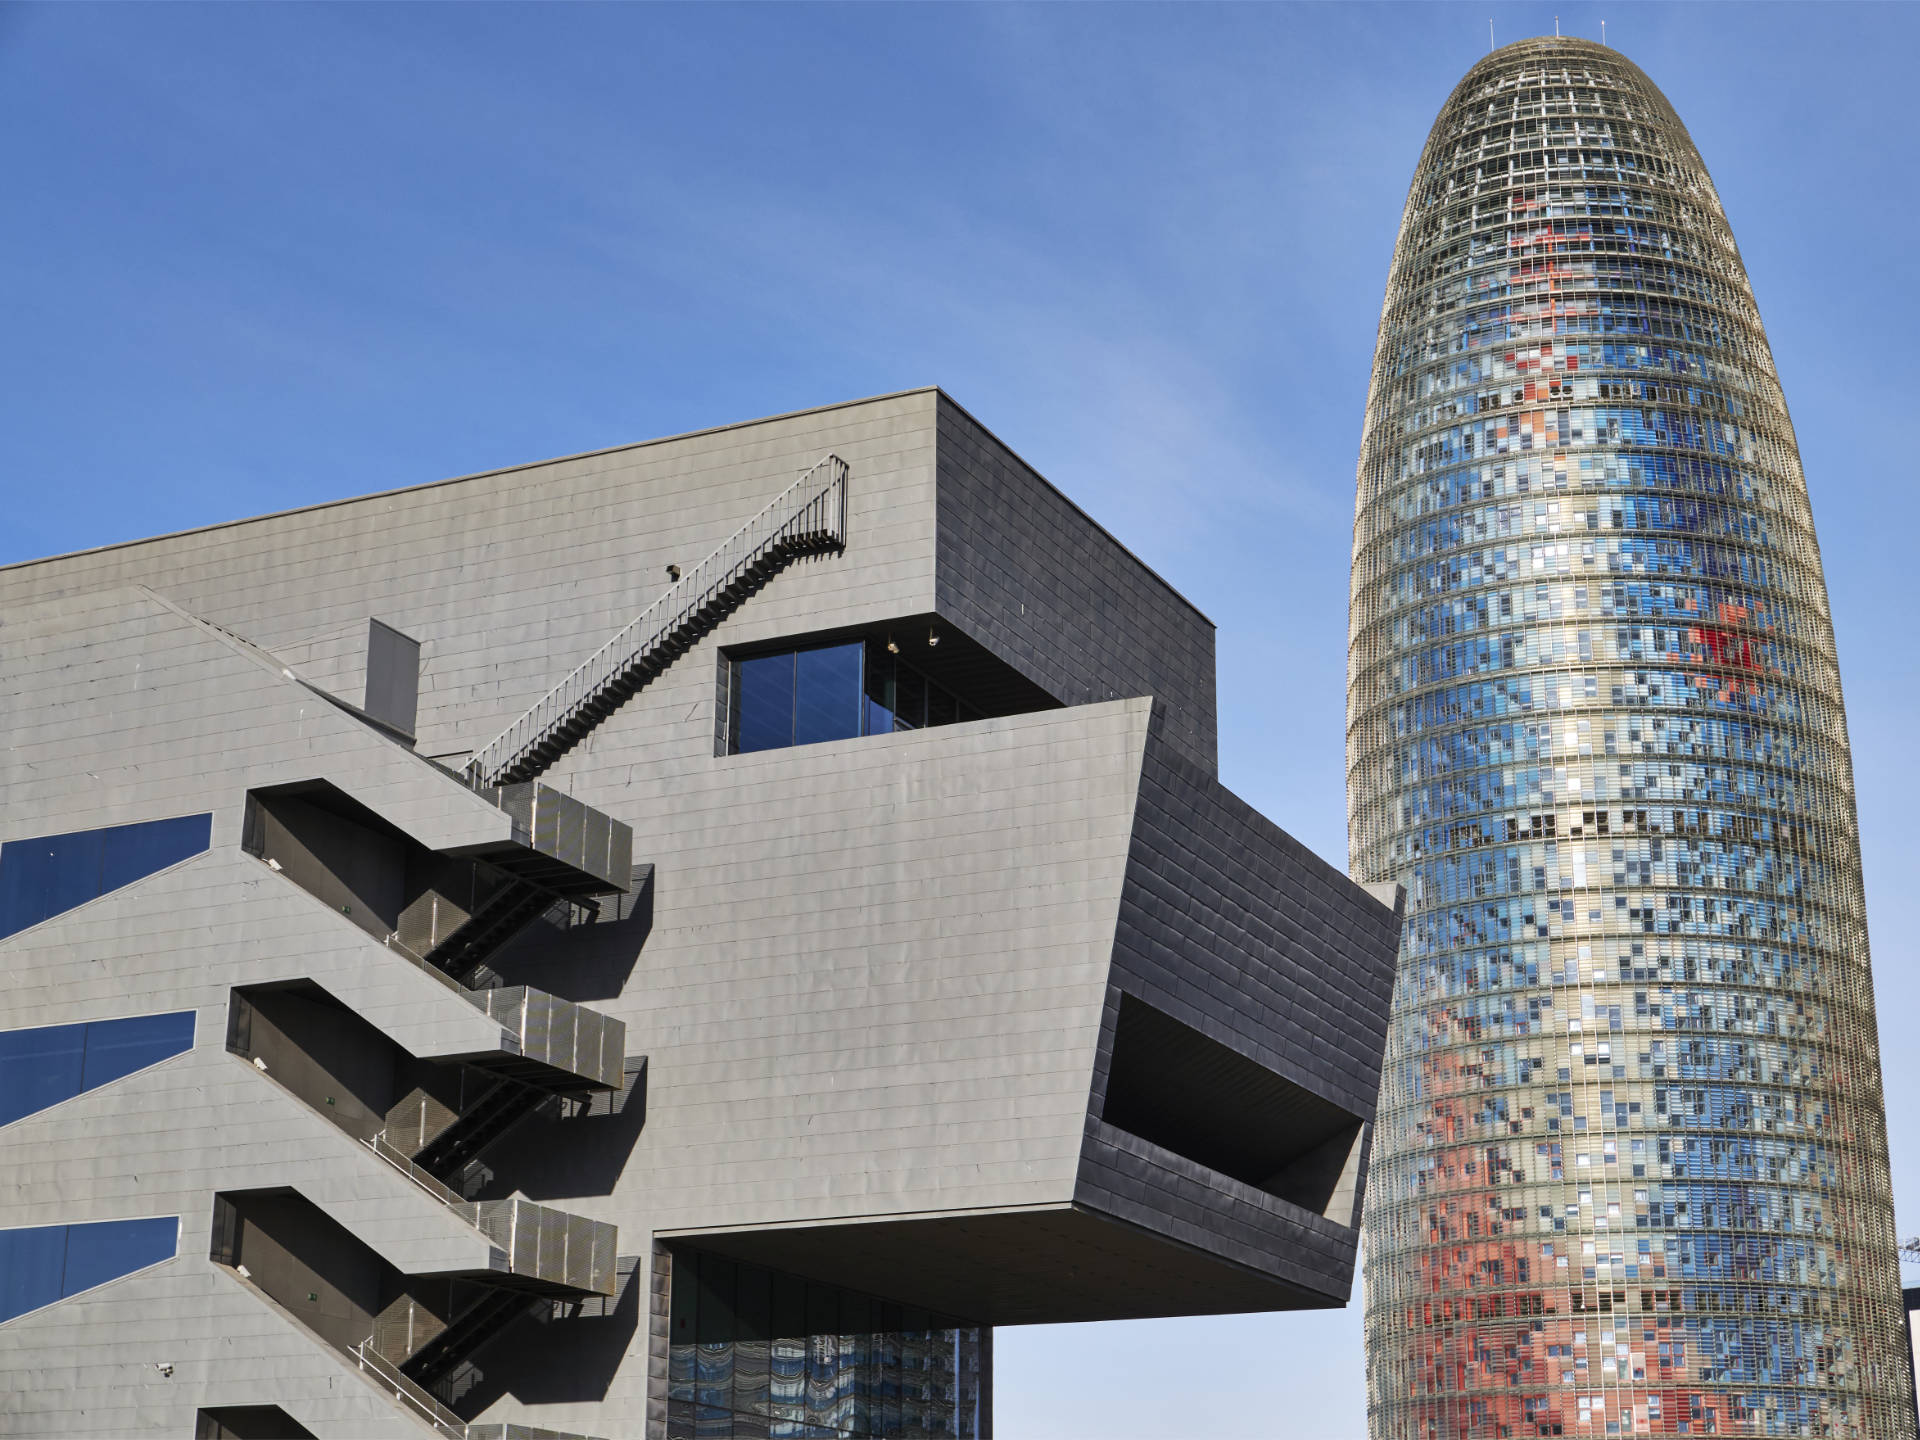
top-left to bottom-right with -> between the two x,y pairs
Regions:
466,453 -> 848,787
364,1131 -> 466,1208
351,1338 -> 468,1438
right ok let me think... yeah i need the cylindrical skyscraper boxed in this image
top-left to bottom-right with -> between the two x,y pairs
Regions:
1350,37 -> 1910,1439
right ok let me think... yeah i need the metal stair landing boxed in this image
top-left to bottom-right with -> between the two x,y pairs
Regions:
467,453 -> 848,787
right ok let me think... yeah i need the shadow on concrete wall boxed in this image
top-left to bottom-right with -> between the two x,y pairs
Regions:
455,1256 -> 642,1413
487,866 -> 654,1003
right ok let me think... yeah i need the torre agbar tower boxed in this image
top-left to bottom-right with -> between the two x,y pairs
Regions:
1349,37 -> 1911,1440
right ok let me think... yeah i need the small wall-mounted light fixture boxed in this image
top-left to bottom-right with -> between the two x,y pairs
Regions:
666,564 -> 681,582
927,628 -> 940,648
886,635 -> 900,655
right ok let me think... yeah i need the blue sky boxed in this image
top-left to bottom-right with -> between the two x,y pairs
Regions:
4,3 -> 1916,1435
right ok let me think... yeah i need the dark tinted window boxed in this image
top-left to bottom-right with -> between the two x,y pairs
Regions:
733,653 -> 797,755
728,641 -> 977,757
863,657 -> 894,736
0,1011 -> 196,1129
731,643 -> 863,754
0,814 -> 212,941
891,666 -> 925,732
0,1216 -> 178,1324
794,645 -> 863,745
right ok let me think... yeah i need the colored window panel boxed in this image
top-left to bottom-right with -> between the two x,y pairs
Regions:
0,842 -> 60,937
0,1023 -> 85,1129
79,1011 -> 197,1093
0,1217 -> 177,1324
0,814 -> 212,942
38,832 -> 104,925
0,1011 -> 196,1129
793,643 -> 863,746
100,813 -> 212,894
0,1225 -> 65,1324
59,1217 -> 178,1298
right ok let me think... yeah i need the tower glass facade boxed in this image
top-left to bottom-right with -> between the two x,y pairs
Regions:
1350,38 -> 1910,1438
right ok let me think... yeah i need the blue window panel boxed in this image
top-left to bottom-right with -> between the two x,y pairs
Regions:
99,813 -> 211,894
0,841 -> 60,938
60,1216 -> 177,1299
0,1022 -> 86,1129
793,644 -> 863,746
80,1011 -> 196,1093
39,831 -> 105,922
0,814 -> 211,942
735,653 -> 796,754
0,1011 -> 195,1130
0,1225 -> 66,1324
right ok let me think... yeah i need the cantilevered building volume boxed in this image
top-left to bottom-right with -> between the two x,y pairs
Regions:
0,389 -> 1401,1439
1350,37 -> 1910,1439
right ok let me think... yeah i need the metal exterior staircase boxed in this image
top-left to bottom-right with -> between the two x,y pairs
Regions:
401,1288 -> 541,1392
409,1077 -> 551,1182
419,880 -> 559,985
467,454 -> 848,787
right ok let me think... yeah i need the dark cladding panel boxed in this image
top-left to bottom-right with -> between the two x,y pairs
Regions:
932,394 -> 1219,774
1105,706 -> 1401,1124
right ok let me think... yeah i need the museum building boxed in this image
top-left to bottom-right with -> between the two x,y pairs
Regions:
0,389 -> 1401,1439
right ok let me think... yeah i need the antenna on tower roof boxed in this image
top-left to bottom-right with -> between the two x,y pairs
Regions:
1555,15 -> 1561,37
1601,19 -> 1607,46
1489,17 -> 1495,51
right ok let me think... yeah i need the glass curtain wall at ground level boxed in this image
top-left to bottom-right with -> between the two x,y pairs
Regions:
666,1246 -> 986,1440
1348,37 -> 1908,1440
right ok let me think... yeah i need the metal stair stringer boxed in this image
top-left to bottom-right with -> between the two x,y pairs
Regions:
467,453 -> 848,787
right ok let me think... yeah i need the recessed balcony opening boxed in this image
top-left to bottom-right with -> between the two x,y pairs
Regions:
211,1190 -> 396,1357
1099,994 -> 1366,1222
719,620 -> 1060,757
242,783 -> 528,961
226,982 -> 432,1147
207,1190 -> 572,1417
194,1406 -> 316,1440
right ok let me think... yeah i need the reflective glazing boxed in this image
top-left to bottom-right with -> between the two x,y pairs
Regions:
1349,37 -> 1909,1438
667,1247 -> 987,1439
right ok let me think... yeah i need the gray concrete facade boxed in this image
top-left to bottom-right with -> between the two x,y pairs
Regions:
0,389 -> 1400,1439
